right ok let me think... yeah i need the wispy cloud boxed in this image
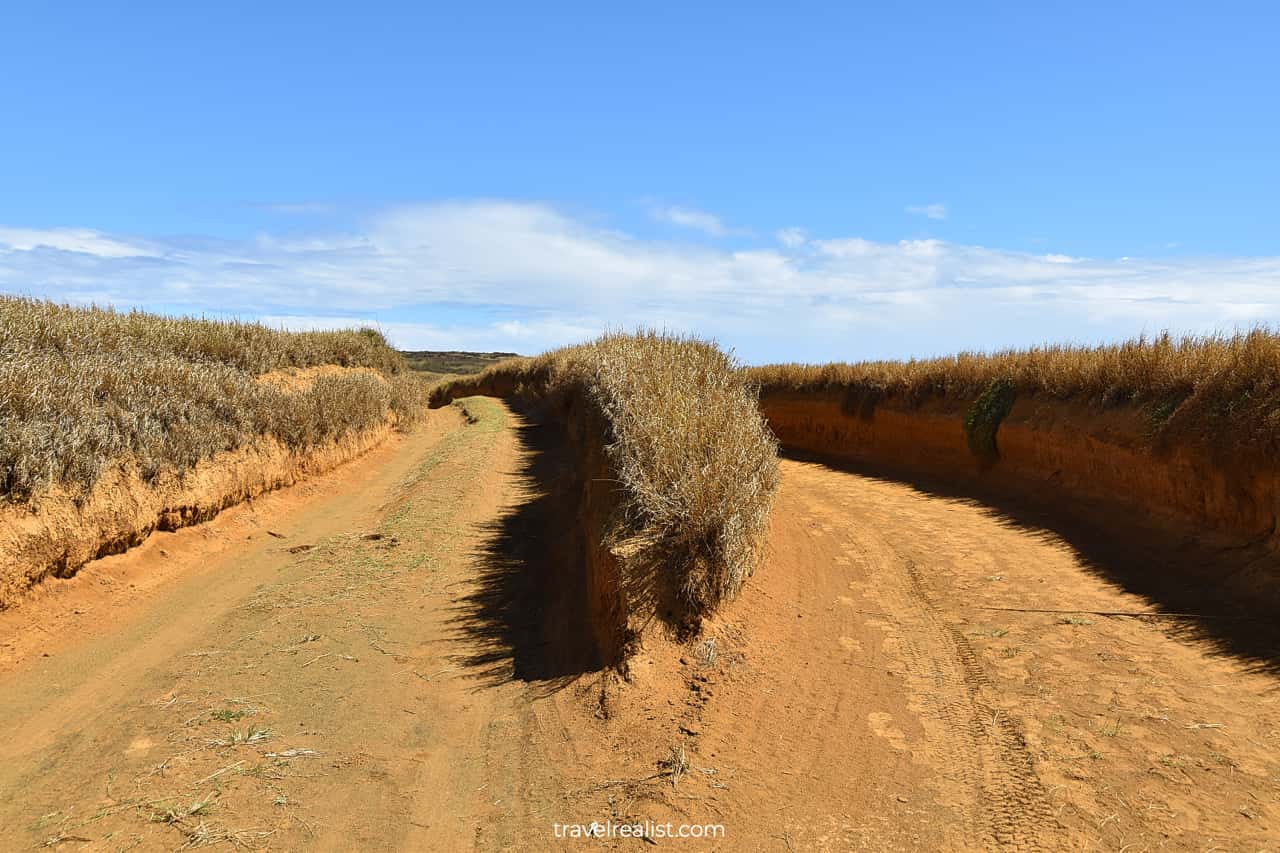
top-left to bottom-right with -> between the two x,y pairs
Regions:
246,201 -> 337,216
776,227 -> 808,248
650,205 -> 739,237
3,201 -> 1278,362
906,203 -> 948,221
0,227 -> 155,259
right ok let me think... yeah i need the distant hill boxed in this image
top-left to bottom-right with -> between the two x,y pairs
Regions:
400,350 -> 520,376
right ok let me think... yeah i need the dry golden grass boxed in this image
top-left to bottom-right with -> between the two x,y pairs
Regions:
747,330 -> 1280,449
0,297 -> 427,502
433,331 -> 779,617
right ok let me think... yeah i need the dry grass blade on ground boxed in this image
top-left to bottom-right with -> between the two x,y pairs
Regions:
0,297 -> 428,503
433,331 -> 779,621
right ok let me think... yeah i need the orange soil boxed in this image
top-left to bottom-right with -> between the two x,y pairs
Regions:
760,391 -> 1280,606
0,399 -> 1276,850
760,389 -> 1280,542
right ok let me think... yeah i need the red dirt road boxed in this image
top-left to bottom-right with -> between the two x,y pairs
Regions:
0,399 -> 1276,850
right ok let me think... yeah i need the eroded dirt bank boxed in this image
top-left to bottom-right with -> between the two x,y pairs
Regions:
0,424 -> 396,610
0,359 -> 409,611
533,393 -> 634,668
759,390 -> 1280,605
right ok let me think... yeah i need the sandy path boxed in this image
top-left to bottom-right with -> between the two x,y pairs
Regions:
663,457 -> 1280,851
0,398 -> 569,850
1,402 -> 1277,851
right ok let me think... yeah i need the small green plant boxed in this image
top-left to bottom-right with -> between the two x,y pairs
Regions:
1058,615 -> 1093,626
209,726 -> 271,747
211,709 -> 247,723
1209,750 -> 1236,767
963,379 -> 1016,465
1145,391 -> 1189,436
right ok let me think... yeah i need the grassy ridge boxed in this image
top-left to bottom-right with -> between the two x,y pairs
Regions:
432,332 -> 779,620
0,297 -> 427,502
401,350 -> 519,375
747,330 -> 1280,451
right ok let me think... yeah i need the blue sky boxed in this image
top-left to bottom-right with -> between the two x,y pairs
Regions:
2,1 -> 1277,362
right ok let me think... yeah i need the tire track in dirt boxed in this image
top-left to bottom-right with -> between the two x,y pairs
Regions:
900,556 -> 1058,850
795,478 -> 1059,851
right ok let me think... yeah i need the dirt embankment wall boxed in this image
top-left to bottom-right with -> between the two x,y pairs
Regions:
0,424 -> 395,610
551,393 -> 636,666
439,382 -> 637,668
0,367 -> 405,610
759,389 -> 1279,552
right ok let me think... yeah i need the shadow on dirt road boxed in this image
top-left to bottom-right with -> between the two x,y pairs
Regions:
451,404 -> 606,693
783,448 -> 1280,678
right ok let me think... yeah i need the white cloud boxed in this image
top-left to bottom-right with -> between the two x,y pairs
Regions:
650,205 -> 737,237
2,201 -> 1278,363
776,227 -> 808,248
906,203 -> 948,221
254,314 -> 594,355
0,227 -> 155,259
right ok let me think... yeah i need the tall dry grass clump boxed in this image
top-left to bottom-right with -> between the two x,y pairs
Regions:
434,331 -> 779,619
580,333 -> 779,614
747,330 -> 1280,451
0,297 -> 426,503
